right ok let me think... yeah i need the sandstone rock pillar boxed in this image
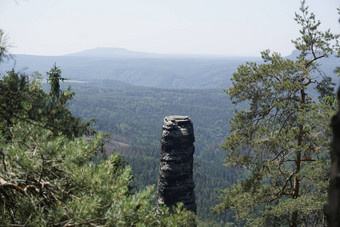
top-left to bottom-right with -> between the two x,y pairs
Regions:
157,115 -> 196,213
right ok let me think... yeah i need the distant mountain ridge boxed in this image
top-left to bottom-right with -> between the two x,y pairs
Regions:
66,47 -> 162,58
1,48 -> 338,89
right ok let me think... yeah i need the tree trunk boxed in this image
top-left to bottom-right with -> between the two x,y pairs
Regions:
291,210 -> 298,227
290,89 -> 305,227
291,148 -> 301,227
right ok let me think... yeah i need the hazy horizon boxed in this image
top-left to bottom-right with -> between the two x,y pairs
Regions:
1,0 -> 339,57
9,46 -> 294,58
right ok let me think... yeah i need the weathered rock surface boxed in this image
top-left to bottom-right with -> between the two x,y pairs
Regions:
157,116 -> 196,213
326,92 -> 340,226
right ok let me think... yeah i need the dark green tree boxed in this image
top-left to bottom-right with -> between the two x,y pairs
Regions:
47,64 -> 66,100
0,69 -> 90,139
215,1 -> 340,226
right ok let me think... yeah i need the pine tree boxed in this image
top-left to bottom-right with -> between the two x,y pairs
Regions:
47,64 -> 65,100
214,1 -> 340,226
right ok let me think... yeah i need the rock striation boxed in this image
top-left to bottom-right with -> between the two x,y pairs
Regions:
157,116 -> 196,213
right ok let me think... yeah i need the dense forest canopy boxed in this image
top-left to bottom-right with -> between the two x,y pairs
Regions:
66,83 -> 237,224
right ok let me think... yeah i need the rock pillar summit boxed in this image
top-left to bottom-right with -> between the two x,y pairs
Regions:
157,115 -> 196,213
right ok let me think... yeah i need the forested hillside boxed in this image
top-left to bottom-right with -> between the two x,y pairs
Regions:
66,82 -> 238,223
2,49 -> 338,90
0,59 -> 196,225
1,51 -> 261,89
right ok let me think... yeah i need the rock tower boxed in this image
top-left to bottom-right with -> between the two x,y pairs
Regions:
157,115 -> 196,213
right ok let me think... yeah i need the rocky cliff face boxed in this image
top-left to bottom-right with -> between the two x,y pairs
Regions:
157,116 -> 196,213
326,92 -> 340,226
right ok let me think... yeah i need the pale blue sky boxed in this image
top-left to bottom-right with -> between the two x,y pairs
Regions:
0,0 -> 339,56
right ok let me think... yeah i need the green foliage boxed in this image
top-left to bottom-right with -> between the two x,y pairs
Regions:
0,69 -> 90,139
293,1 -> 340,59
0,123 -> 196,226
0,44 -> 195,224
47,64 -> 66,100
215,1 -> 339,226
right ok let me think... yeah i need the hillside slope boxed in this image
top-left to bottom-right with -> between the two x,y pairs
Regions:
2,48 -> 263,89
